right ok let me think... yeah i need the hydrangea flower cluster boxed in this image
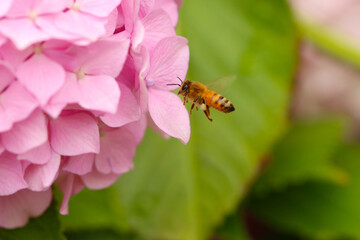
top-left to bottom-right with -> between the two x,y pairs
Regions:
0,0 -> 190,229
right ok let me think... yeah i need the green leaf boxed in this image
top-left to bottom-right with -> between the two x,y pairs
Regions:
253,119 -> 348,195
214,210 -> 251,240
61,0 -> 296,239
59,187 -> 128,231
248,144 -> 360,239
65,229 -> 140,240
0,202 -> 66,240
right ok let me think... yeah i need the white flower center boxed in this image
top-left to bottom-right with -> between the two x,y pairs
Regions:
146,78 -> 154,87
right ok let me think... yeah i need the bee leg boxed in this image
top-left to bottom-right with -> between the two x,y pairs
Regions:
201,104 -> 213,122
190,96 -> 199,114
190,103 -> 195,114
206,105 -> 213,122
183,92 -> 189,105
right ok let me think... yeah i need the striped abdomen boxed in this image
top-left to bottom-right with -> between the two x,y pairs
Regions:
204,90 -> 235,113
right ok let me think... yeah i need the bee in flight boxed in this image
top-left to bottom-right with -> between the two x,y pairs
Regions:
167,77 -> 235,122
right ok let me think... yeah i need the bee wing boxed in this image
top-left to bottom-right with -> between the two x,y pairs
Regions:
205,75 -> 237,93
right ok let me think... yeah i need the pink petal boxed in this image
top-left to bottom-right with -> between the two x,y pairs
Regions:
17,53 -> 66,105
81,168 -> 120,189
139,70 -> 149,113
77,0 -> 121,17
44,44 -> 89,73
62,153 -> 95,175
121,0 -> 140,32
42,102 -> 67,119
132,20 -> 145,50
146,112 -> 170,140
43,36 -> 83,51
116,5 -> 125,28
23,151 -> 60,191
117,55 -> 138,90
7,0 -> 69,16
139,0 -> 154,18
0,189 -> 52,229
148,88 -> 190,144
174,0 -> 182,7
146,36 -> 189,89
58,173 -> 84,215
100,83 -> 141,127
95,127 -> 135,174
43,73 -> 78,118
17,142 -> 52,164
153,0 -> 179,26
36,15 -> 83,42
82,37 -> 130,77
78,75 -> 120,114
0,81 -> 38,132
0,41 -> 33,71
47,73 -> 79,106
0,62 -> 15,92
141,9 -> 176,52
0,0 -> 13,17
103,8 -> 118,36
127,113 -> 147,145
6,0 -> 34,17
0,34 -> 8,48
2,110 -> 48,154
136,46 -> 150,112
55,10 -> 106,42
32,0 -> 70,15
0,141 -> 4,154
0,152 -> 27,196
50,112 -> 100,156
135,42 -> 150,78
0,18 -> 49,50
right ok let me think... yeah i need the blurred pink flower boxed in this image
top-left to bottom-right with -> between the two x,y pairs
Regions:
290,0 -> 360,136
290,0 -> 360,46
292,43 -> 360,123
0,0 -> 189,229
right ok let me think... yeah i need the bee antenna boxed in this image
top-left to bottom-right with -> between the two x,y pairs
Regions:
177,77 -> 183,84
167,83 -> 181,86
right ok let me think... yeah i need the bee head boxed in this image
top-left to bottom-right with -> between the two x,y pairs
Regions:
178,80 -> 191,96
167,77 -> 191,96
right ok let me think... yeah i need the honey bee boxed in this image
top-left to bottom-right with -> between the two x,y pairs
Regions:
167,77 -> 235,122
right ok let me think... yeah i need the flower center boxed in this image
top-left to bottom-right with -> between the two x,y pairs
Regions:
71,2 -> 81,11
99,129 -> 106,137
145,78 -> 154,87
34,44 -> 42,54
27,11 -> 37,21
76,69 -> 85,80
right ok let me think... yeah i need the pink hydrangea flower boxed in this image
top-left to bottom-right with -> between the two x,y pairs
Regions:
0,0 -> 189,229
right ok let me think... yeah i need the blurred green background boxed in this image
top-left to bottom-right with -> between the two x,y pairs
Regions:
4,0 -> 360,239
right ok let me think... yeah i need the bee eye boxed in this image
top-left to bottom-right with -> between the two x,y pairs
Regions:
182,84 -> 188,90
